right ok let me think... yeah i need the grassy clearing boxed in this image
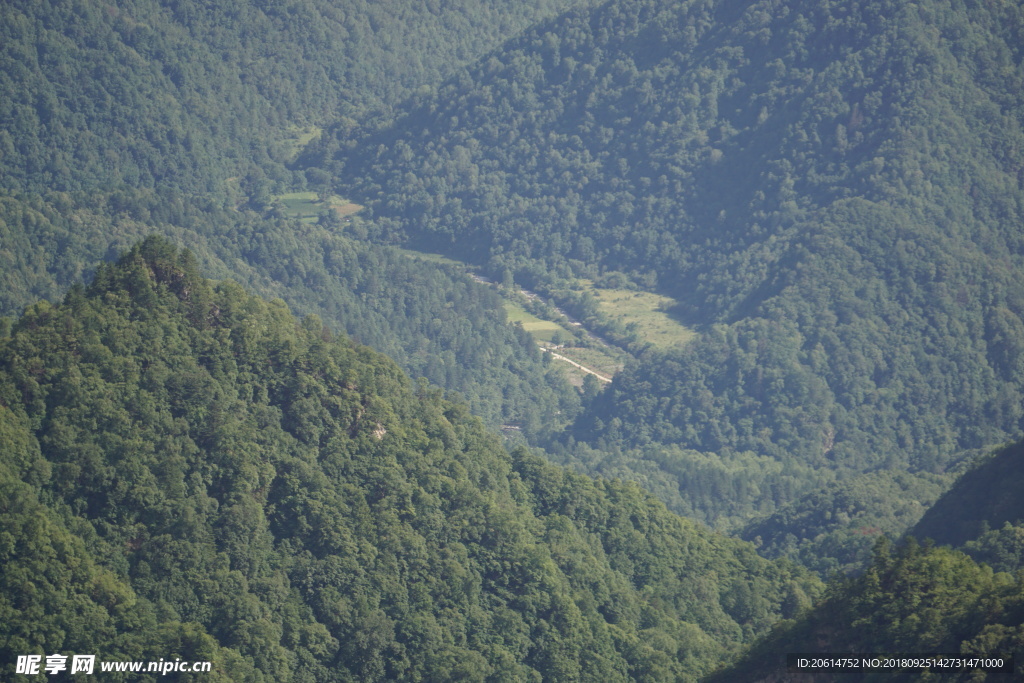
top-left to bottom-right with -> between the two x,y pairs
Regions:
582,280 -> 696,349
393,247 -> 624,384
504,301 -> 570,343
504,301 -> 624,383
554,346 -> 624,379
276,191 -> 320,222
334,201 -> 363,218
274,192 -> 361,223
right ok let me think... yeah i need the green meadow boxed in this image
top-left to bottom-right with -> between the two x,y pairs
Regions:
553,346 -> 623,381
503,301 -> 569,343
274,192 -> 361,223
393,247 -> 626,383
583,281 -> 696,349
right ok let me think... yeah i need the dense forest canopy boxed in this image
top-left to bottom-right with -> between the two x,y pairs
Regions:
0,0 -> 584,194
314,0 -> 1024,531
7,0 -> 1024,676
0,189 -> 578,438
709,538 -> 1024,682
0,0 -> 594,438
0,238 -> 820,680
912,440 -> 1024,550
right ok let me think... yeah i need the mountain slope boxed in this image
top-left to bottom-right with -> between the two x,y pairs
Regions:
322,0 -> 1024,526
713,434 -> 1024,680
707,539 -> 1024,682
329,0 -> 1024,298
0,238 -> 819,680
0,0 -> 599,437
0,191 -> 577,437
0,0 -> 583,194
912,440 -> 1024,550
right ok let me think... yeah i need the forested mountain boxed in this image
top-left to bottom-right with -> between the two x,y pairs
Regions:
0,239 -> 820,680
912,440 -> 1024,554
710,437 -> 1024,680
0,0 -> 582,194
8,0 -> 1024,675
0,0 -> 593,437
317,0 -> 1024,531
737,470 -> 949,576
708,538 -> 1024,682
0,190 -> 577,437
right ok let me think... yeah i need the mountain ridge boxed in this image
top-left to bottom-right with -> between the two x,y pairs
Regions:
0,237 -> 820,680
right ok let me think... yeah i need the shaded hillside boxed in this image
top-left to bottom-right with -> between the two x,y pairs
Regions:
912,441 -> 1024,550
0,238 -> 820,680
739,470 -> 949,576
706,436 -> 1024,679
715,433 -> 1024,679
321,0 -> 1024,524
707,539 -> 1023,682
326,0 -> 1024,300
